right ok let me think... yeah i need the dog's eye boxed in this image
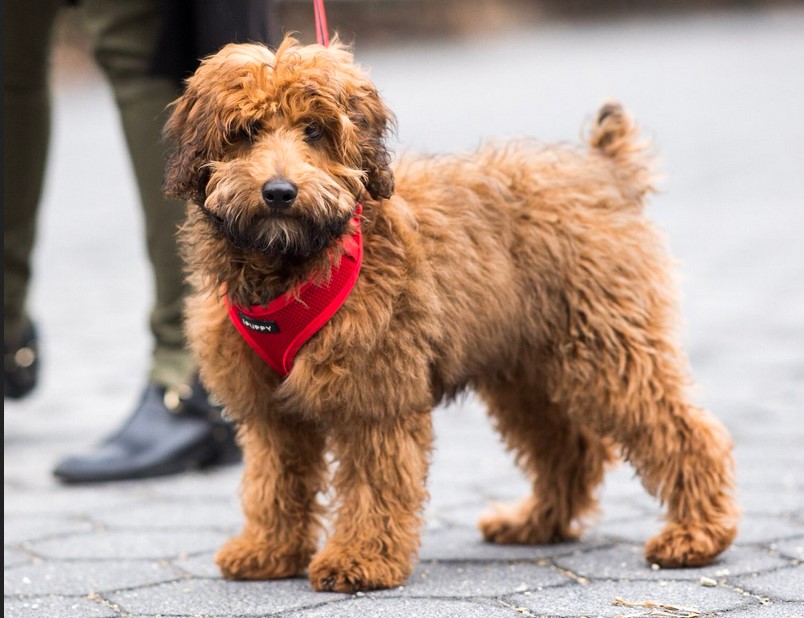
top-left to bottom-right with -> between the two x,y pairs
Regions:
231,125 -> 256,144
304,122 -> 324,142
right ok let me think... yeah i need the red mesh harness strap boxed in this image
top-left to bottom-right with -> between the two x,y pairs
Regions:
227,204 -> 363,377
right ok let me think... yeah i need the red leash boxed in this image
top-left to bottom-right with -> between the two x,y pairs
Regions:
313,0 -> 330,46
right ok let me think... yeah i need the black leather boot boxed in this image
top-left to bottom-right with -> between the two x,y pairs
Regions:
52,378 -> 240,483
4,319 -> 40,400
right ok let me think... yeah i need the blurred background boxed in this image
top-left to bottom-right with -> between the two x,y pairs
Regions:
7,0 -> 804,532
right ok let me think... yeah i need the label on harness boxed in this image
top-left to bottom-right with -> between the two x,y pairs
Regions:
238,312 -> 280,334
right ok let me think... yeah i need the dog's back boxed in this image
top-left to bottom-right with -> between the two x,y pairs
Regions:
386,102 -> 661,393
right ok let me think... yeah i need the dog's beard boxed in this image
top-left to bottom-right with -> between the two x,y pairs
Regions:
198,201 -> 352,258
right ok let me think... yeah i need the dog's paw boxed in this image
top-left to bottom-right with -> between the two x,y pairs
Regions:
645,522 -> 737,568
215,535 -> 310,580
308,545 -> 411,592
479,500 -> 578,545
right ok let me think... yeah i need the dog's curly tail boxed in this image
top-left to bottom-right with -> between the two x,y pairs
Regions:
589,101 -> 646,159
589,101 -> 656,198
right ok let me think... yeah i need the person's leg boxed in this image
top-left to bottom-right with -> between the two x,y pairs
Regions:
3,0 -> 61,398
82,0 -> 193,388
52,0 -> 238,483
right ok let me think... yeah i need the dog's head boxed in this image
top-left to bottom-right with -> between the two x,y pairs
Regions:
164,36 -> 395,258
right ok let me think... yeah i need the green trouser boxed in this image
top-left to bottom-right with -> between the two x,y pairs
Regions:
3,0 -> 194,388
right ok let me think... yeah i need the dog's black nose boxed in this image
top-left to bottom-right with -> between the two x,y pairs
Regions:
262,180 -> 298,209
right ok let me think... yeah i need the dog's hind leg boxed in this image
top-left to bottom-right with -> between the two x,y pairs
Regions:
216,415 -> 327,580
549,313 -> 739,567
308,412 -> 432,593
478,382 -> 613,545
637,401 -> 739,567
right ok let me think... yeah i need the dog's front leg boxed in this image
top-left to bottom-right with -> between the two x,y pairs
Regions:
309,412 -> 432,592
216,415 -> 327,580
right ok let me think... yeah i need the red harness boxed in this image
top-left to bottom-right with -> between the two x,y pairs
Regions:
227,205 -> 363,377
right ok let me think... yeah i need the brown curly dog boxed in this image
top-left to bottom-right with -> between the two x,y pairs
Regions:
163,36 -> 738,592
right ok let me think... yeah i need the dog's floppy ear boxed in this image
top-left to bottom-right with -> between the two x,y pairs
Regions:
348,87 -> 396,200
163,85 -> 213,205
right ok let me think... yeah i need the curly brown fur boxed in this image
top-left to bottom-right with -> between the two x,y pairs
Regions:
164,36 -> 739,592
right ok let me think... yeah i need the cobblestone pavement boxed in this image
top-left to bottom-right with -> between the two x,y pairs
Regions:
4,7 -> 804,618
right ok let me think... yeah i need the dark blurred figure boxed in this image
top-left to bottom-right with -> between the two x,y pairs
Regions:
3,0 -> 273,483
